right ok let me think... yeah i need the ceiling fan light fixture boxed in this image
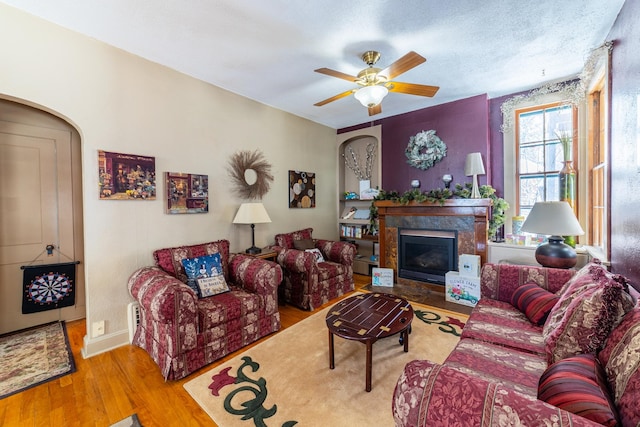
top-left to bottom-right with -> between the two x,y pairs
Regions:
354,85 -> 388,108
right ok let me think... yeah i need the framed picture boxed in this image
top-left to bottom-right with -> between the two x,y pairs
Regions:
371,268 -> 394,287
289,170 -> 315,208
166,172 -> 209,214
98,150 -> 156,200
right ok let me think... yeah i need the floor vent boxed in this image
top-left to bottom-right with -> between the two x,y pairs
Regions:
127,302 -> 140,344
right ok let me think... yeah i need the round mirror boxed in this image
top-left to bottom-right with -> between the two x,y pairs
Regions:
244,168 -> 258,185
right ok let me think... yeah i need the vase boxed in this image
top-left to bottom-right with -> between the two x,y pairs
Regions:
559,160 -> 577,247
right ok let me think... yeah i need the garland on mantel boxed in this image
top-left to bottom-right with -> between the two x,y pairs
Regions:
369,183 -> 509,240
500,41 -> 613,133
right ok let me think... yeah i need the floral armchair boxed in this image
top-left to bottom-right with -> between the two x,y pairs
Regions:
128,239 -> 282,380
271,228 -> 357,310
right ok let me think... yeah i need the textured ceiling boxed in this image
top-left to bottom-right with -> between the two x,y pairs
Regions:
2,0 -> 625,129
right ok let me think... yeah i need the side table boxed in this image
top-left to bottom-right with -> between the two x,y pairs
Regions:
250,248 -> 277,262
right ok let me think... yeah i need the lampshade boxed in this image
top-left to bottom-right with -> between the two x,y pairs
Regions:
520,201 -> 584,237
464,152 -> 486,176
232,202 -> 271,224
233,203 -> 271,254
354,85 -> 388,108
521,201 -> 584,269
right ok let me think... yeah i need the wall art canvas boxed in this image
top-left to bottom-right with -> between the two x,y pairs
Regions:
289,170 -> 315,208
166,172 -> 209,214
98,150 -> 156,200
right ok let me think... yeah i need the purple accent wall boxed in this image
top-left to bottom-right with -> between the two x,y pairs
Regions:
339,0 -> 640,283
607,0 -> 640,284
488,95 -> 509,197
341,95 -> 490,192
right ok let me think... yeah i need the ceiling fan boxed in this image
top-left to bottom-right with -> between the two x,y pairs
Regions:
314,51 -> 439,116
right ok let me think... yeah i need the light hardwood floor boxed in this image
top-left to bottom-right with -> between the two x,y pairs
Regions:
0,275 -> 466,426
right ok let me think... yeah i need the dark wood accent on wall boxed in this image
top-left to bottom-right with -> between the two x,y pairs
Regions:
375,199 -> 491,279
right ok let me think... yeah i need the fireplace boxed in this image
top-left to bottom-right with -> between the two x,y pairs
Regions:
374,199 -> 490,293
398,228 -> 458,285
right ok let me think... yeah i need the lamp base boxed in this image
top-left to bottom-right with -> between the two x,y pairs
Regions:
245,246 -> 262,255
470,175 -> 481,198
534,236 -> 577,269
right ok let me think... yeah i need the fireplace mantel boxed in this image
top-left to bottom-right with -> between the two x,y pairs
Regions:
374,198 -> 491,285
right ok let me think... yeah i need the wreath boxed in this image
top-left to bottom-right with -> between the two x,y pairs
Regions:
405,130 -> 447,170
227,149 -> 273,200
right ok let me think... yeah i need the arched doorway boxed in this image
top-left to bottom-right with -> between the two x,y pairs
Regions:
0,98 -> 85,333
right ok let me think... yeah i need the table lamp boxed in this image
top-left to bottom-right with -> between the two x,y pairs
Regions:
233,202 -> 271,254
520,201 -> 584,269
464,153 -> 485,198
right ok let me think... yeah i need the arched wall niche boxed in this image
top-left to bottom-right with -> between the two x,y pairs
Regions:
336,125 -> 382,198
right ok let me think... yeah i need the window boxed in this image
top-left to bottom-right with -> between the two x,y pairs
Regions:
587,78 -> 607,253
501,44 -> 611,260
515,104 -> 577,217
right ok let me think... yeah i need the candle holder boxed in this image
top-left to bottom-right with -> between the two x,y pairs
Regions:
442,174 -> 453,189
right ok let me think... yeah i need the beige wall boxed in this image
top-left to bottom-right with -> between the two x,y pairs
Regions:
0,4 -> 338,356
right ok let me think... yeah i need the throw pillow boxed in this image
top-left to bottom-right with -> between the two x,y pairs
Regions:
538,354 -> 619,427
293,238 -> 315,250
305,248 -> 325,263
181,253 -> 229,298
511,283 -> 560,325
597,308 -> 640,426
542,261 -> 635,364
275,228 -> 313,249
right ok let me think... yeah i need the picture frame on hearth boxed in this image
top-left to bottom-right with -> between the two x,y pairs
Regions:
372,268 -> 394,287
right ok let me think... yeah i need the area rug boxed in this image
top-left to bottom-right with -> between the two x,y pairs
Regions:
184,297 -> 467,427
110,413 -> 142,427
0,321 -> 76,399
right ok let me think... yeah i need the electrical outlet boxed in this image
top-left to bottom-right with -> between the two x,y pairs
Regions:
92,320 -> 105,337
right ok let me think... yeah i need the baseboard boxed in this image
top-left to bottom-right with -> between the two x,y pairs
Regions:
81,329 -> 129,358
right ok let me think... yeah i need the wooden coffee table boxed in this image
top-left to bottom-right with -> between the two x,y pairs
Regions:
325,293 -> 413,392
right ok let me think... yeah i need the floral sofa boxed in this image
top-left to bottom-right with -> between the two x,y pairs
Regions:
128,240 -> 282,380
393,262 -> 640,427
271,228 -> 356,310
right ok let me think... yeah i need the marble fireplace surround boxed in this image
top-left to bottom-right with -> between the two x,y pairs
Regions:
375,199 -> 491,287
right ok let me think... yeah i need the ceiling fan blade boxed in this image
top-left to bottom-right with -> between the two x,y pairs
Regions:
314,89 -> 355,106
379,51 -> 426,80
368,104 -> 382,116
314,68 -> 358,82
387,81 -> 440,97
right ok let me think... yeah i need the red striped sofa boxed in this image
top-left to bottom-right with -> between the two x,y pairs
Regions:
393,262 -> 640,427
128,240 -> 282,380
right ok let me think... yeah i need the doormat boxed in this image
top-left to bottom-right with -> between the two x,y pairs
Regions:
184,299 -> 467,426
0,321 -> 76,399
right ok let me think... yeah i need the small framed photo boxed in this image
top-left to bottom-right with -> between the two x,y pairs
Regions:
166,172 -> 209,214
371,267 -> 394,287
459,254 -> 481,278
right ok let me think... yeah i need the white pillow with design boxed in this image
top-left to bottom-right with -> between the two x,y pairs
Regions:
305,248 -> 325,263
